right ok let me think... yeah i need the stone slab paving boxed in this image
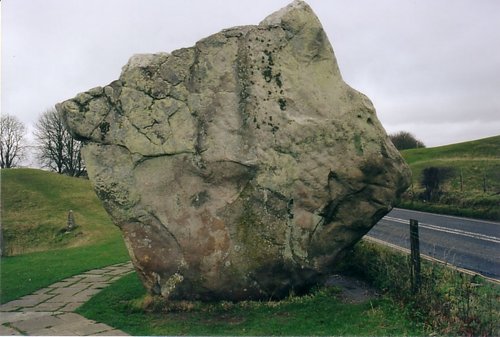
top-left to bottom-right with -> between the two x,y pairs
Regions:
1,262 -> 134,336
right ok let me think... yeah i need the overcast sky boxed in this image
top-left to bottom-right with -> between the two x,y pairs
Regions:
2,0 -> 500,149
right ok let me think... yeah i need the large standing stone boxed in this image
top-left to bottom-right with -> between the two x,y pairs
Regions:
57,0 -> 411,300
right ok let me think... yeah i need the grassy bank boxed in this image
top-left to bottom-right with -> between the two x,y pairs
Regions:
1,168 -> 123,255
339,241 -> 500,336
400,135 -> 500,220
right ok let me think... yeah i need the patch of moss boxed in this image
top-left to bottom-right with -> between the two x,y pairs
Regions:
234,188 -> 282,270
278,98 -> 287,111
263,50 -> 274,66
353,134 -> 363,155
262,66 -> 273,82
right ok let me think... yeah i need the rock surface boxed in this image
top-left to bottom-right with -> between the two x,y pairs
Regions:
57,0 -> 411,301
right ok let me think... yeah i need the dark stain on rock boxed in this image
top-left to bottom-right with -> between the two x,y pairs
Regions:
99,121 -> 110,140
275,73 -> 283,88
278,98 -> 287,110
191,190 -> 210,208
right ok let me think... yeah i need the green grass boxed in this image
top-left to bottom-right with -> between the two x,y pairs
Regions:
77,272 -> 423,336
402,135 -> 500,165
1,168 -> 122,255
401,135 -> 500,191
0,240 -> 129,303
400,135 -> 500,220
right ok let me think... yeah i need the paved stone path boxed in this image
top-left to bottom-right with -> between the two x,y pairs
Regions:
0,262 -> 134,336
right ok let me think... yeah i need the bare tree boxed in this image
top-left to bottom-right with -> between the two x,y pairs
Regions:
389,131 -> 425,151
0,114 -> 27,168
34,109 -> 85,176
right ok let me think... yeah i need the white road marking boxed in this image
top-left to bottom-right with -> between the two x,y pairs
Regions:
382,216 -> 500,244
392,208 -> 500,226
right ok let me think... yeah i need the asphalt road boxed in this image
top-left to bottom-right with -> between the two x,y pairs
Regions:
367,208 -> 500,280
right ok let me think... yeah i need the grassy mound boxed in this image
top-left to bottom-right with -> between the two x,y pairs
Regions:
400,135 -> 500,220
1,168 -> 130,303
1,168 -> 122,255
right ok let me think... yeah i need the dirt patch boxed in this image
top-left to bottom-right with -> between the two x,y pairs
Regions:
324,274 -> 379,304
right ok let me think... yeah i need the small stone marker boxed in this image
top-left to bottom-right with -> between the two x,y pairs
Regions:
66,210 -> 77,232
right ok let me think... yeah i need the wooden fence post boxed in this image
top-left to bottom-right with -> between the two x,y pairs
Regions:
410,219 -> 421,294
460,169 -> 463,192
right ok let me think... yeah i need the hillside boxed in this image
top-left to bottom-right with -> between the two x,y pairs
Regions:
400,135 -> 500,220
1,168 -> 123,255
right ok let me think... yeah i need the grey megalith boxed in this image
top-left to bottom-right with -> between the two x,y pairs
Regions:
57,1 -> 411,301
